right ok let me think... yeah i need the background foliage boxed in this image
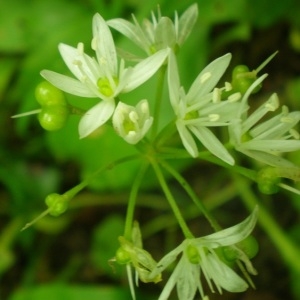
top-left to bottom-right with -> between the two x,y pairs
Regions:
1,0 -> 300,299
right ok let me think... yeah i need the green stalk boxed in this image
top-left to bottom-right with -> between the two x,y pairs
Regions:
151,159 -> 194,239
159,158 -> 221,231
124,162 -> 149,239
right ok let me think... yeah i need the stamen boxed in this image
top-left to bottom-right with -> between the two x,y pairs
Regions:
209,114 -> 220,122
289,128 -> 300,139
77,42 -> 84,55
265,93 -> 279,111
212,88 -> 221,103
225,82 -> 232,91
228,92 -> 241,102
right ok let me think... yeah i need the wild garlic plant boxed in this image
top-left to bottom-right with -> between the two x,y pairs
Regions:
13,3 -> 300,300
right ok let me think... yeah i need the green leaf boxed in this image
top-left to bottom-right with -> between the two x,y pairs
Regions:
9,284 -> 131,300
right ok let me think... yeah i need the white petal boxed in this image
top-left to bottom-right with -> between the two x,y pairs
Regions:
155,17 -> 176,49
168,51 -> 181,109
187,53 -> 231,103
243,139 -> 300,153
79,99 -> 115,138
107,18 -> 149,51
40,70 -> 96,97
194,206 -> 258,248
238,148 -> 298,168
176,121 -> 198,157
58,43 -> 100,82
123,49 -> 169,92
150,242 -> 185,279
189,126 -> 234,165
206,254 -> 248,292
93,13 -> 118,75
177,3 -> 199,46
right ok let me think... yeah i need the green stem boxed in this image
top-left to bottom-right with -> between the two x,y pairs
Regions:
151,65 -> 167,140
124,162 -> 149,239
233,174 -> 300,273
64,154 -> 139,199
159,158 -> 221,231
151,159 -> 194,239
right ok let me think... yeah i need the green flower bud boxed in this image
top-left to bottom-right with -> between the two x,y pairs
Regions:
35,81 -> 66,106
38,105 -> 69,131
115,247 -> 131,265
237,235 -> 259,259
257,167 -> 280,194
231,65 -> 261,95
45,193 -> 69,217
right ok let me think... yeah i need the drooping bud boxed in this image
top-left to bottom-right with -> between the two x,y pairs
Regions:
112,99 -> 153,144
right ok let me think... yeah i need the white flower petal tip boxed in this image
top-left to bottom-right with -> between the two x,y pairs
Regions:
107,4 -> 198,56
113,99 -> 153,144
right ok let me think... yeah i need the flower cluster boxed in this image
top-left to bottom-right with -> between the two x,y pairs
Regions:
13,2 -> 300,300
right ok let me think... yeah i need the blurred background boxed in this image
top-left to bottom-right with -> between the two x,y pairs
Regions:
1,0 -> 300,299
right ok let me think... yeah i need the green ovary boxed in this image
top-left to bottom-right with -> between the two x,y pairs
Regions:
97,77 -> 118,97
184,110 -> 199,121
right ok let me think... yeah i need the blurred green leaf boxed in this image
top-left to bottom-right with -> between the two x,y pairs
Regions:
90,215 -> 124,277
9,284 -> 131,300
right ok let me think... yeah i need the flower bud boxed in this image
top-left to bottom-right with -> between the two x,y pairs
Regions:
35,81 -> 66,106
45,193 -> 69,216
112,100 -> 153,144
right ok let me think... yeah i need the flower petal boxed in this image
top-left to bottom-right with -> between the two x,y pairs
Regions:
194,206 -> 258,248
189,125 -> 234,165
243,139 -> 300,153
176,121 -> 198,157
155,17 -> 176,49
92,13 -> 118,75
168,51 -> 181,109
40,70 -> 96,97
123,48 -> 169,92
177,3 -> 198,46
187,53 -> 231,103
79,99 -> 115,138
58,43 -> 100,83
206,254 -> 248,292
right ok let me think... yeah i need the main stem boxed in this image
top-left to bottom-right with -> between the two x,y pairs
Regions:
151,159 -> 194,239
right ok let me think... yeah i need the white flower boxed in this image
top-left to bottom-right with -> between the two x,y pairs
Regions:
168,51 -> 239,165
113,99 -> 153,144
40,13 -> 168,138
150,207 -> 258,300
229,76 -> 300,168
107,3 -> 198,58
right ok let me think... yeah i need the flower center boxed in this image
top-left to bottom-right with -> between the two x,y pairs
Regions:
97,77 -> 118,97
184,110 -> 199,121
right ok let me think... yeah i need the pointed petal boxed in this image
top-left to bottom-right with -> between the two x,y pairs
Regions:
58,43 -> 100,82
194,206 -> 258,248
238,149 -> 298,168
123,49 -> 169,92
168,51 -> 181,109
189,126 -> 234,165
176,121 -> 198,157
177,3 -> 198,46
155,17 -> 176,49
40,70 -> 96,97
92,13 -> 117,75
187,53 -> 231,103
243,139 -> 300,153
107,18 -> 149,51
79,99 -> 115,138
150,242 -> 185,279
206,254 -> 248,292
